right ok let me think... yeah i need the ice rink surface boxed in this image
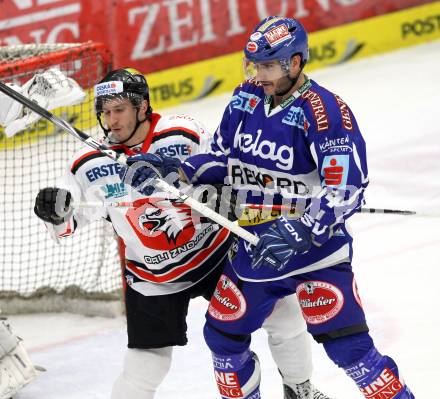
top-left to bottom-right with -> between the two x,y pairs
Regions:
7,40 -> 440,398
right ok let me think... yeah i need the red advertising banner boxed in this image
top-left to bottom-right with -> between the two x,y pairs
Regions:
1,0 -> 435,73
0,0 -> 81,45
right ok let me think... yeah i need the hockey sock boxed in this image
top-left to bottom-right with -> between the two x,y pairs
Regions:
345,347 -> 414,399
323,331 -> 373,367
211,349 -> 261,399
111,347 -> 172,399
204,323 -> 261,399
262,295 -> 312,386
324,334 -> 414,399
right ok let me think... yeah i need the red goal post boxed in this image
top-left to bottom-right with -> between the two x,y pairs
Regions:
0,42 -> 124,316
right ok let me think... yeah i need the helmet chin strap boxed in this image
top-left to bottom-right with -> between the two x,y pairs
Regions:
98,108 -> 148,145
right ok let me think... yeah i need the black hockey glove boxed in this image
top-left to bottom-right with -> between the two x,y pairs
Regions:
34,187 -> 73,225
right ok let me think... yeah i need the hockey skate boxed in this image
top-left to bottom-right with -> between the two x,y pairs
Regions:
283,380 -> 335,399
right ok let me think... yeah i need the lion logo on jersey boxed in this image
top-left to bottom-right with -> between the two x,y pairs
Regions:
137,201 -> 193,244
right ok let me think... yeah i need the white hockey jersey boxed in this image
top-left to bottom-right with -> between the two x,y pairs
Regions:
51,113 -> 232,296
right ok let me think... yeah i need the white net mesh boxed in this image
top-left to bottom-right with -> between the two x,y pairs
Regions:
0,43 -> 123,315
0,43 -> 82,62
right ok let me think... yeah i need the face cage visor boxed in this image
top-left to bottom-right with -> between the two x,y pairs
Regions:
94,93 -> 146,144
94,79 -> 147,112
94,92 -> 144,115
243,57 -> 292,82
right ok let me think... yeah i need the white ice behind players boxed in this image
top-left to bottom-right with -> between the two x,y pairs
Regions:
0,318 -> 44,399
0,68 -> 86,137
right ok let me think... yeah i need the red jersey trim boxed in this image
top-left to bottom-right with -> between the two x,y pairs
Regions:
70,114 -> 162,173
138,113 -> 162,154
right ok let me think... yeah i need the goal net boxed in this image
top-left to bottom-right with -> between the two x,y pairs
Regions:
0,42 -> 123,316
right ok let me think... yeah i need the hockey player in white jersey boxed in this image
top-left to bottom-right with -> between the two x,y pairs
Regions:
33,68 -> 334,399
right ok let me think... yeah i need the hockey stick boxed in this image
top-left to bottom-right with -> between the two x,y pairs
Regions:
0,80 -> 258,246
240,204 -> 438,217
74,201 -> 143,208
73,199 -> 176,208
356,207 -> 438,217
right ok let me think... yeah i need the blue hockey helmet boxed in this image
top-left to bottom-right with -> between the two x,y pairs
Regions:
244,16 -> 309,67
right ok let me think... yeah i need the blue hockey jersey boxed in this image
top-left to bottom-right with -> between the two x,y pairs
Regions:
181,78 -> 369,281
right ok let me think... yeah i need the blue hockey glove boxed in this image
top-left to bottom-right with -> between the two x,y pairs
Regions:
251,216 -> 312,271
119,152 -> 181,196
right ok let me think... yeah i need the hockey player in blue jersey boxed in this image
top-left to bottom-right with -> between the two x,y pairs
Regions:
121,16 -> 416,399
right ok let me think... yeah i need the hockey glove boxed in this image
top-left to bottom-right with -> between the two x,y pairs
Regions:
34,187 -> 73,225
119,153 -> 181,196
251,216 -> 312,271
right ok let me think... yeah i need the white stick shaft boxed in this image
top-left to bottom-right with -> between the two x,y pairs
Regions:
155,180 -> 259,245
74,201 -> 137,208
240,203 -> 438,218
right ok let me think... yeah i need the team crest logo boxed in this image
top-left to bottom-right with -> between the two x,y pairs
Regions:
126,198 -> 196,250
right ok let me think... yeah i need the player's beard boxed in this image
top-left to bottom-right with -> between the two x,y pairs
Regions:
106,125 -> 133,144
107,130 -> 125,144
274,71 -> 301,97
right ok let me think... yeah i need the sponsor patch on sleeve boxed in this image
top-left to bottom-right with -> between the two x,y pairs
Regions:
321,155 -> 350,188
334,94 -> 354,131
318,135 -> 352,154
231,92 -> 261,114
302,90 -> 329,131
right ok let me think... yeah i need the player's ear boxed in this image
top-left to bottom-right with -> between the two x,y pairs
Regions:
140,99 -> 148,116
289,54 -> 302,73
